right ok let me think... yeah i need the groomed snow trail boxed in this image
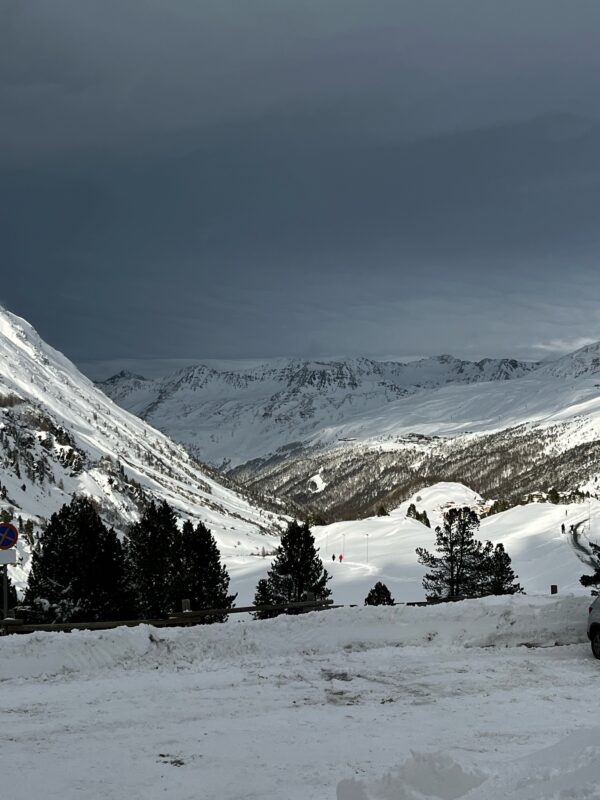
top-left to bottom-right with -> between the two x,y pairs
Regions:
0,596 -> 598,800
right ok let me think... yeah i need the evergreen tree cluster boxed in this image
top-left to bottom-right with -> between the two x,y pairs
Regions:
23,496 -> 235,624
21,502 -> 331,625
406,503 -> 431,527
25,497 -> 130,622
416,507 -> 522,601
482,497 -> 513,517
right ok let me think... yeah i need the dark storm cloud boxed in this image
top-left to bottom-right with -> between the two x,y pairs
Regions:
3,1 -> 600,365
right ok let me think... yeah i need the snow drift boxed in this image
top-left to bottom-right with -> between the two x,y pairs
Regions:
338,726 -> 600,800
1,595 -> 590,682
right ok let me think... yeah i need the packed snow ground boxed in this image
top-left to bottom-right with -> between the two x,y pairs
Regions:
1,596 -> 597,800
226,483 -> 599,606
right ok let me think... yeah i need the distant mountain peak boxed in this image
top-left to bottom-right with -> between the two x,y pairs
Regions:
104,369 -> 148,383
541,339 -> 600,378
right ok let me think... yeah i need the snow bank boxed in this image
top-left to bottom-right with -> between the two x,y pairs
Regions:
338,726 -> 600,799
1,595 -> 590,682
337,752 -> 486,800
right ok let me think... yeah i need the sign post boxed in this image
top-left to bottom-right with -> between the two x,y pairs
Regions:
0,523 -> 19,621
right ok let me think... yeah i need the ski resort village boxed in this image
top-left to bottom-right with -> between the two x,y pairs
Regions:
4,4 -> 600,799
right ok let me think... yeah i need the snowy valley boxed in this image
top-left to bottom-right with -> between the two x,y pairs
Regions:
98,346 -> 600,519
1,307 -> 599,605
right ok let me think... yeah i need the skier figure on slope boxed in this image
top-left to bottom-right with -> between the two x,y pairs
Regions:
332,554 -> 336,562
561,523 -> 565,534
339,553 -> 343,563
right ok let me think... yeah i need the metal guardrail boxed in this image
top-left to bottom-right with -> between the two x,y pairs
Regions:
1,595 -> 505,635
0,599 -> 335,635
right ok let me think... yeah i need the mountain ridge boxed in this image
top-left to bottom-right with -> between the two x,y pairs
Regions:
98,352 -> 544,468
97,341 -> 600,519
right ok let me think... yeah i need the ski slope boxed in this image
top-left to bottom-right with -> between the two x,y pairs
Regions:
227,483 -> 598,605
1,595 -> 597,800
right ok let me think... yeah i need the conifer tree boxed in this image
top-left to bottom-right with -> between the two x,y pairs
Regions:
22,519 -> 35,549
479,542 -> 523,596
125,500 -> 180,619
418,510 -> 431,528
253,520 -> 331,619
364,581 -> 395,606
24,496 -> 131,622
547,487 -> 560,505
580,542 -> 600,589
253,578 -> 279,619
3,570 -> 17,610
416,507 -> 484,600
173,520 -> 236,622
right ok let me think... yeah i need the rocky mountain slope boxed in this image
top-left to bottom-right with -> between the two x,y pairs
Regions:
0,307 -> 283,589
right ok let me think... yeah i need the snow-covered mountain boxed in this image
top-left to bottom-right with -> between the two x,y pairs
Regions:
0,307 -> 283,590
98,355 -> 539,468
98,344 -> 600,518
540,341 -> 600,379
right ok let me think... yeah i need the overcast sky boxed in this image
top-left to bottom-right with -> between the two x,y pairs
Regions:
3,1 -> 600,373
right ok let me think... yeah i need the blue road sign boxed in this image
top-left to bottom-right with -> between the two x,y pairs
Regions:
0,523 -> 18,550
